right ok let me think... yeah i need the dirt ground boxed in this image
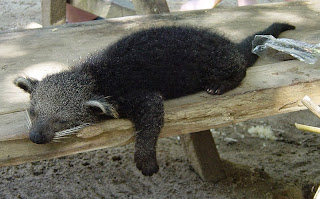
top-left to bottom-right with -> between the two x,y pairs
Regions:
0,0 -> 319,198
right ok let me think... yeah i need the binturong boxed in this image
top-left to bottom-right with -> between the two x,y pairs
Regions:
14,23 -> 295,176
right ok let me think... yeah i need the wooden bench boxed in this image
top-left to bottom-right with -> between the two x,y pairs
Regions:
1,0 -> 319,181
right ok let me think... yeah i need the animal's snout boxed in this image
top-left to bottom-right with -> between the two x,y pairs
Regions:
28,118 -> 54,144
29,131 -> 49,144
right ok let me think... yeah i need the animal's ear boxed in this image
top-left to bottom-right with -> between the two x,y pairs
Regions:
14,77 -> 39,94
85,98 -> 119,118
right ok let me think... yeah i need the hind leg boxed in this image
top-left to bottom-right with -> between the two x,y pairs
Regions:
118,90 -> 164,176
206,84 -> 228,95
205,70 -> 246,95
205,81 -> 239,95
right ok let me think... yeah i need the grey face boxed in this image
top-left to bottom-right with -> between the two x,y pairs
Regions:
14,72 -> 118,144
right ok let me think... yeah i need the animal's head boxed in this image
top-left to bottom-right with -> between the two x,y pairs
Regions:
14,72 -> 118,144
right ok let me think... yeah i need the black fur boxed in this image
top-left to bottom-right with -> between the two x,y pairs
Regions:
77,23 -> 294,175
15,23 -> 295,176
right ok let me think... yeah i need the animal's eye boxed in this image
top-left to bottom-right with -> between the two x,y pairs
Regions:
53,118 -> 69,124
58,120 -> 68,124
29,108 -> 36,117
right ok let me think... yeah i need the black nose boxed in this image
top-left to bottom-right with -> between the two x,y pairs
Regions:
29,131 -> 48,144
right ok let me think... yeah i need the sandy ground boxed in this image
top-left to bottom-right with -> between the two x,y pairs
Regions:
0,0 -> 319,198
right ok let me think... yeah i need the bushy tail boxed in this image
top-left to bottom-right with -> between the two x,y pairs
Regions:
238,23 -> 295,68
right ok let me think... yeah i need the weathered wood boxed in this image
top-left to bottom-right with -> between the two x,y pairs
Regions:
41,0 -> 66,26
181,130 -> 226,182
132,0 -> 170,14
2,60 -> 320,167
69,0 -> 136,18
0,1 -> 319,167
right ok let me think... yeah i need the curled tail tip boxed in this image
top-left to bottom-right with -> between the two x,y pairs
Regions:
282,23 -> 296,31
272,22 -> 296,31
288,24 -> 296,30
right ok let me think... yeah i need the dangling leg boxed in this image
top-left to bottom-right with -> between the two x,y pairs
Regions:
118,90 -> 164,176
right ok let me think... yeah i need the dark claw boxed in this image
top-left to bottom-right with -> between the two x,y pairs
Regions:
206,85 -> 226,95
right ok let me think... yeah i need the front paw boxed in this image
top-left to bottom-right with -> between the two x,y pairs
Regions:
135,152 -> 159,176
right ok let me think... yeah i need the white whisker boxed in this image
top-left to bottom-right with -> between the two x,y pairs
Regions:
52,139 -> 64,143
54,123 -> 91,140
53,135 -> 69,139
53,137 -> 68,140
54,132 -> 78,138
24,109 -> 32,129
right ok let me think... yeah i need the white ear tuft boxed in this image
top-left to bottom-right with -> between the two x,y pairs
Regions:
14,77 -> 38,94
85,100 -> 119,118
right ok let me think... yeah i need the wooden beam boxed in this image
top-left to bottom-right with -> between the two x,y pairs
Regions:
41,0 -> 66,26
2,60 -> 320,167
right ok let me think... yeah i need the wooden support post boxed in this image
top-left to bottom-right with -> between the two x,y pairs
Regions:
132,0 -> 170,14
41,0 -> 66,26
181,130 -> 226,182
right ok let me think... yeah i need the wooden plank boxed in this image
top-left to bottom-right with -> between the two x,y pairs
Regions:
181,130 -> 226,182
41,0 -> 66,26
132,0 -> 170,14
0,1 -> 319,166
1,60 -> 320,167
